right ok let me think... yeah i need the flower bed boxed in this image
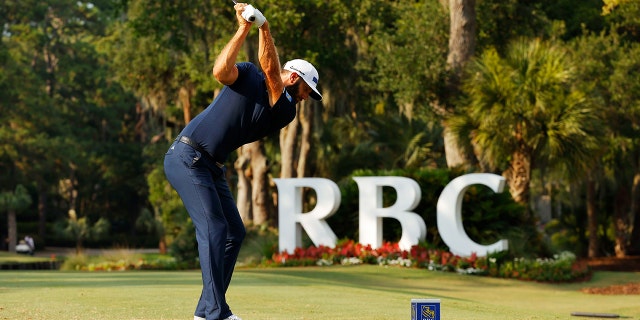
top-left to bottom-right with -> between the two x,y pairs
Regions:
267,240 -> 590,283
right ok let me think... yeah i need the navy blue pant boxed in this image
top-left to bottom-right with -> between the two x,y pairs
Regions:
164,140 -> 246,320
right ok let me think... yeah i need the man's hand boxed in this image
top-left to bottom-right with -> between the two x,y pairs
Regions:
234,3 -> 266,28
241,5 -> 266,28
234,3 -> 253,28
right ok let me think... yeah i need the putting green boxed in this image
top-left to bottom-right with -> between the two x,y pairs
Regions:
1,265 -> 638,319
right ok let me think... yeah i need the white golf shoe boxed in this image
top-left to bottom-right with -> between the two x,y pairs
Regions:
193,314 -> 242,320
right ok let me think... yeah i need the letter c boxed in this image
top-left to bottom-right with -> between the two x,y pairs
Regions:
436,173 -> 509,257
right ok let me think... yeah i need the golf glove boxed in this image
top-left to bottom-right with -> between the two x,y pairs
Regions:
242,5 -> 266,28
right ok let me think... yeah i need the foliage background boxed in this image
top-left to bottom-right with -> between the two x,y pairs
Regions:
1,0 -> 640,260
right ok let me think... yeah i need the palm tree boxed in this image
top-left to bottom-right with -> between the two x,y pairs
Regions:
450,38 -> 603,210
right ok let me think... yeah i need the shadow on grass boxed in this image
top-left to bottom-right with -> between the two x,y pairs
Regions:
1,270 -> 202,289
236,266 -> 517,302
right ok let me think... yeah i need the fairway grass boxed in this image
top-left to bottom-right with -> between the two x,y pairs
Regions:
1,265 -> 639,320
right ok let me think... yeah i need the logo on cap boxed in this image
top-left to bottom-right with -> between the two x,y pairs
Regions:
289,67 -> 305,76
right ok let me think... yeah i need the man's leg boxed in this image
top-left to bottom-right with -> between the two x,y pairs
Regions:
188,178 -> 233,320
164,144 -> 230,320
214,171 -> 247,292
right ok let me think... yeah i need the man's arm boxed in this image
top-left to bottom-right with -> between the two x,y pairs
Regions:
258,21 -> 285,106
212,4 -> 252,85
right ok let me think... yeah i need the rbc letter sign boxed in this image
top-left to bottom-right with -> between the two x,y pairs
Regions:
274,173 -> 509,257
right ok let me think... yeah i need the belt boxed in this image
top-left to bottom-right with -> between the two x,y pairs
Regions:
176,136 -> 224,168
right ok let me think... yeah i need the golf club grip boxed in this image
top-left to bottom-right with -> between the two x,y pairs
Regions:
241,5 -> 257,22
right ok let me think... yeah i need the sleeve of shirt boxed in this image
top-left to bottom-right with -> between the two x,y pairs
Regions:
229,62 -> 262,98
270,88 -> 297,128
234,62 -> 252,83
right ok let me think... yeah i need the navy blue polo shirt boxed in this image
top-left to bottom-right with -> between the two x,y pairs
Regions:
179,62 -> 297,162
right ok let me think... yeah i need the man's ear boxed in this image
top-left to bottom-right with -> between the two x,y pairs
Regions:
287,72 -> 299,86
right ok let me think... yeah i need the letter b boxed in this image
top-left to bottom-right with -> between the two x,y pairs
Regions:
353,177 -> 426,251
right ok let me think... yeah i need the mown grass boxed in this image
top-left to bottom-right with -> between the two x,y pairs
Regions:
1,265 -> 639,320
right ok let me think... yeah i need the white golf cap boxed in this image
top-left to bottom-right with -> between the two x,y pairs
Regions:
283,59 -> 322,101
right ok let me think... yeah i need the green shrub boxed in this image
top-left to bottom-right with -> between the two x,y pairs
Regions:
491,251 -> 589,282
169,220 -> 199,268
60,253 -> 90,271
545,218 -> 585,255
238,225 -> 279,267
59,250 -> 182,271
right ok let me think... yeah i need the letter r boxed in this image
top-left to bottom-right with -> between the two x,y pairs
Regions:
274,178 -> 340,253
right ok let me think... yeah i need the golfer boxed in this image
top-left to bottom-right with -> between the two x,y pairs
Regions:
163,2 -> 322,320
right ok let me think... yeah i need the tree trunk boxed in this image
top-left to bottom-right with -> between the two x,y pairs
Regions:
179,86 -> 192,124
613,185 -> 630,257
154,208 -> 168,254
7,209 -> 17,253
296,100 -> 313,178
280,113 -> 299,179
235,147 -> 252,225
158,236 -> 167,255
444,0 -> 477,168
504,149 -> 531,205
38,190 -> 47,242
628,172 -> 640,254
135,102 -> 148,142
586,179 -> 599,258
443,127 -> 467,168
247,141 -> 270,225
76,237 -> 83,255
447,0 -> 477,77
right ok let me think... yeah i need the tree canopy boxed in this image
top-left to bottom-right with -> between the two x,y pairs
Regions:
2,0 -> 640,257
